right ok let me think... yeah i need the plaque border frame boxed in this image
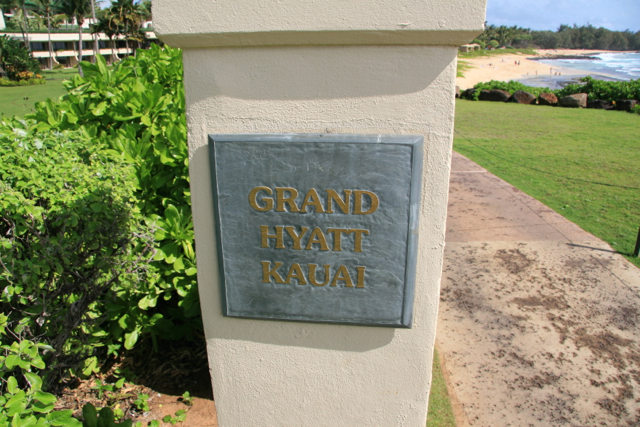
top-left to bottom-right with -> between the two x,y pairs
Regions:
208,133 -> 423,328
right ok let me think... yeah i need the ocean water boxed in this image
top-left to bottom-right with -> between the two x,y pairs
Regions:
518,52 -> 640,89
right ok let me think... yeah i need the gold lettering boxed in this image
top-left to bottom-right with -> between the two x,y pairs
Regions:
305,227 -> 330,251
347,229 -> 370,252
300,188 -> 325,213
285,226 -> 309,250
308,264 -> 331,286
260,225 -> 285,249
325,189 -> 352,214
330,265 -> 354,287
353,190 -> 379,215
261,261 -> 285,283
249,186 -> 274,212
285,263 -> 307,285
326,228 -> 349,251
356,266 -> 366,288
275,187 -> 300,212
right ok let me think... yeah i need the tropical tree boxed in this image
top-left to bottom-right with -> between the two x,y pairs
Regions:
57,0 -> 91,76
92,12 -> 118,60
0,34 -> 40,79
0,0 -> 34,50
109,0 -> 145,55
32,0 -> 60,69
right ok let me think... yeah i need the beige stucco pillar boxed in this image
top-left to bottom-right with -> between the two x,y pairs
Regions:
154,2 -> 486,426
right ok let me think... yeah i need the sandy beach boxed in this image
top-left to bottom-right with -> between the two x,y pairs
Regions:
456,49 -> 621,90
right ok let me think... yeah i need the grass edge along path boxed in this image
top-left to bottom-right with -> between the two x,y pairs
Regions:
0,68 -> 77,118
453,99 -> 640,268
427,348 -> 457,427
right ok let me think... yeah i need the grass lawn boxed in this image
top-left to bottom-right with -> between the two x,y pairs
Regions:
427,348 -> 456,427
0,68 -> 76,118
454,99 -> 640,268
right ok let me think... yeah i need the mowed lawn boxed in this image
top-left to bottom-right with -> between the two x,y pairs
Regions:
0,68 -> 77,118
454,99 -> 640,267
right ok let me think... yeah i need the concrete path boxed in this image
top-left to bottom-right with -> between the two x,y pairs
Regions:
437,152 -> 640,427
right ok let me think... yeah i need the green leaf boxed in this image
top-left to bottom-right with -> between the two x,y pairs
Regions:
33,391 -> 56,406
5,390 -> 27,416
137,295 -> 157,310
5,355 -> 19,369
124,329 -> 139,350
82,403 -> 98,427
164,205 -> 180,224
24,372 -> 43,392
32,399 -> 55,414
96,407 -> 114,427
6,376 -> 18,394
92,102 -> 107,117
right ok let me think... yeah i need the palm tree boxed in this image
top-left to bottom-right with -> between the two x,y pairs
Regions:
89,0 -> 97,62
109,0 -> 144,56
57,0 -> 90,76
33,0 -> 59,69
1,0 -> 31,50
92,12 -> 118,62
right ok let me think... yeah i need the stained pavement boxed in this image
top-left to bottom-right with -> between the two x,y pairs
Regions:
437,152 -> 640,426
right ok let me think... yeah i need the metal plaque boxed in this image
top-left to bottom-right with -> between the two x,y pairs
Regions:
208,133 -> 423,327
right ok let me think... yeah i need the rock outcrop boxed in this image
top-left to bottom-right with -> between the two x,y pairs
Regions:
479,89 -> 510,102
587,99 -> 615,110
509,90 -> 537,104
615,99 -> 638,111
559,93 -> 587,108
538,93 -> 559,106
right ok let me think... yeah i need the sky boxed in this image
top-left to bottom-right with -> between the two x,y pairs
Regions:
486,0 -> 640,32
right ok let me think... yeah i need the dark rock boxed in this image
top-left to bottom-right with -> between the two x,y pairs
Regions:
559,93 -> 587,108
479,89 -> 510,102
462,88 -> 476,99
538,93 -> 558,106
455,86 -> 461,98
587,99 -> 615,110
509,90 -> 537,104
615,99 -> 638,111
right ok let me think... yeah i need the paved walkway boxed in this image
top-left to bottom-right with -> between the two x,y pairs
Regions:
437,152 -> 640,426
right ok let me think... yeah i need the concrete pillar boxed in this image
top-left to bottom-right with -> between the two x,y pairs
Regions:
153,2 -> 486,426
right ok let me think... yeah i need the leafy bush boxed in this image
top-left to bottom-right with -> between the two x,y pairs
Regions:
556,76 -> 640,102
0,77 -> 46,87
0,333 -> 81,427
0,35 -> 41,81
0,120 -> 157,386
471,39 -> 485,49
466,80 -> 555,100
27,45 -> 199,352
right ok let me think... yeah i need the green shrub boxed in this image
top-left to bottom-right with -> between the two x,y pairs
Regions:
466,80 -> 555,100
27,45 -> 199,352
0,120 -> 157,387
0,333 -> 82,427
488,40 -> 499,48
471,39 -> 485,49
556,76 -> 640,102
0,35 -> 41,81
0,77 -> 46,87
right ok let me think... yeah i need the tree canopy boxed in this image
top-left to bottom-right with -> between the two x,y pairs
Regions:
474,23 -> 640,51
